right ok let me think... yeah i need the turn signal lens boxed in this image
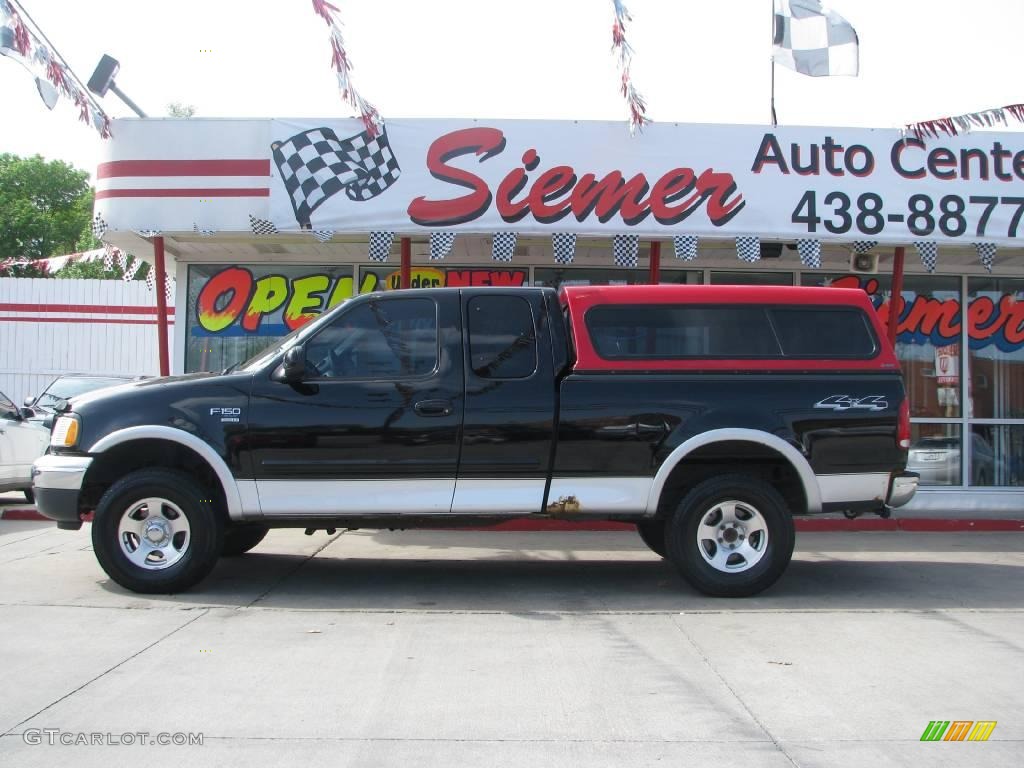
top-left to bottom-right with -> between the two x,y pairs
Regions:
51,415 -> 81,449
897,399 -> 911,450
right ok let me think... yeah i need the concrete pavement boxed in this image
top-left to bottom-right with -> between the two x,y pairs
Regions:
0,521 -> 1021,767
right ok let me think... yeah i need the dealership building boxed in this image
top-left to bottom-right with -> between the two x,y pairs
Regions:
93,117 -> 1024,515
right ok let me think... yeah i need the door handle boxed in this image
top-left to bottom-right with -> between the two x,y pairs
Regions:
414,399 -> 453,417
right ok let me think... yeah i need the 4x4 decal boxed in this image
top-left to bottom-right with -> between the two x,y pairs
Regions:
814,395 -> 889,412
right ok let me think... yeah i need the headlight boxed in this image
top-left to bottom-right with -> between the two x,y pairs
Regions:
51,415 -> 81,449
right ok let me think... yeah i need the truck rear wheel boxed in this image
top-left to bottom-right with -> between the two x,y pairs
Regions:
635,520 -> 667,558
91,469 -> 224,594
665,474 -> 795,597
221,525 -> 269,557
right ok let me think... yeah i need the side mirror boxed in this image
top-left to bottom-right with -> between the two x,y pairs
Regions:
275,345 -> 307,383
23,395 -> 34,407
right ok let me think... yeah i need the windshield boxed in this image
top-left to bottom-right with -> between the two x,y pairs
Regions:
237,298 -> 353,372
36,377 -> 133,407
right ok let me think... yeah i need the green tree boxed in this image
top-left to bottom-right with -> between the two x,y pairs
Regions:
0,154 -> 96,261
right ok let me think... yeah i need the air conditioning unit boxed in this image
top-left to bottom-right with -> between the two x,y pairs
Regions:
850,252 -> 879,274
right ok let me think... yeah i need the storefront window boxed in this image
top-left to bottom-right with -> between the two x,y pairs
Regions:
907,424 -> 961,487
533,267 -> 700,288
971,425 -> 1024,487
710,271 -> 793,285
966,278 -> 1024,420
802,273 -> 962,419
185,264 -> 355,372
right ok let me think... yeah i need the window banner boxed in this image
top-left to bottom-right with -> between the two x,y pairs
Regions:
97,119 -> 1024,245
188,264 -> 527,338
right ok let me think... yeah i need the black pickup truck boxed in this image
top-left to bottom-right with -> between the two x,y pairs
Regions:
32,284 -> 917,596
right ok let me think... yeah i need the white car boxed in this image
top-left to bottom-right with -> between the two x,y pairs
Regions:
0,390 -> 49,502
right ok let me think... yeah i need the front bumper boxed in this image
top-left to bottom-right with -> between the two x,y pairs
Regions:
31,453 -> 92,526
886,471 -> 919,508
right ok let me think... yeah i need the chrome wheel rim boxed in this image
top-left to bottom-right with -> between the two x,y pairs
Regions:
117,497 -> 190,570
696,500 -> 768,573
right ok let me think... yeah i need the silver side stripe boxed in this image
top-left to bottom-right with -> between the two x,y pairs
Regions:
815,473 -> 890,504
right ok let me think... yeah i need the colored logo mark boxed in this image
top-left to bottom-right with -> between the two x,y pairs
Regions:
920,720 -> 997,742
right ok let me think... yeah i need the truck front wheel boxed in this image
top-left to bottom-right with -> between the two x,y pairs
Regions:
91,469 -> 225,594
665,474 -> 795,597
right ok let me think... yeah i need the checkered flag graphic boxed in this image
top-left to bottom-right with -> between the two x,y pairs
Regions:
773,0 -> 859,77
249,215 -> 278,236
429,232 -> 456,261
312,230 -> 334,243
736,236 -> 762,263
91,213 -> 107,239
368,232 -> 395,263
613,235 -> 639,268
272,126 -> 401,227
915,241 -> 938,273
797,238 -> 822,268
672,235 -> 698,261
116,251 -> 128,272
123,256 -> 142,282
552,233 -> 577,264
145,266 -> 155,292
193,224 -> 215,237
492,232 -> 517,262
165,274 -> 174,302
102,245 -> 115,271
852,240 -> 878,253
134,230 -> 161,238
974,242 -> 997,273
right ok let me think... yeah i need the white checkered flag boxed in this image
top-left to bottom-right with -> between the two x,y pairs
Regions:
612,235 -> 639,268
552,233 -> 577,265
368,232 -> 395,263
773,0 -> 859,77
429,232 -> 456,261
272,126 -> 401,228
673,235 -> 698,261
797,238 -> 822,268
123,256 -> 142,282
145,265 -> 155,292
492,233 -> 517,262
736,236 -> 762,263
915,241 -> 939,273
975,242 -> 997,273
852,240 -> 878,254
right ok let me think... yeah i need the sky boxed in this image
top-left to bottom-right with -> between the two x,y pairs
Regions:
1,0 -> 1022,181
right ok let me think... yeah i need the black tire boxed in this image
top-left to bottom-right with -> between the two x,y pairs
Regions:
221,525 -> 269,557
636,519 -> 667,558
91,469 -> 225,594
24,487 -> 34,504
665,474 -> 795,598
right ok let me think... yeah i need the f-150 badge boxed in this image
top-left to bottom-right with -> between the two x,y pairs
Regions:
814,395 -> 888,412
210,407 -> 241,423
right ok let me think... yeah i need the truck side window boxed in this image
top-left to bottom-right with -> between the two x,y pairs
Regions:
303,298 -> 438,379
467,296 -> 537,379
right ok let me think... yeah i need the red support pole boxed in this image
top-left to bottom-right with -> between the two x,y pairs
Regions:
648,240 -> 661,284
888,246 -> 905,347
400,237 -> 411,289
153,236 -> 170,376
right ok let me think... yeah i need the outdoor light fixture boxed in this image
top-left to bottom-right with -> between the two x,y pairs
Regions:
0,26 -> 59,109
86,53 -> 147,117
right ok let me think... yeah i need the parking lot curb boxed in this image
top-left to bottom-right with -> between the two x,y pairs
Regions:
2,507 -> 1022,531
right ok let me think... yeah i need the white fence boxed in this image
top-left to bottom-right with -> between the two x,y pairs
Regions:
0,278 -> 175,404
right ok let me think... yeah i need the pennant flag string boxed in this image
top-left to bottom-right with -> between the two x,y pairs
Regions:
672,235 -> 698,261
0,0 -> 111,138
612,234 -> 639,267
310,0 -> 382,138
429,231 -> 456,261
610,1 -> 649,134
904,103 -> 1024,141
492,232 -> 517,263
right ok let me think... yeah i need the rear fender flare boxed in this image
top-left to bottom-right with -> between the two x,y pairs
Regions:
645,428 -> 822,515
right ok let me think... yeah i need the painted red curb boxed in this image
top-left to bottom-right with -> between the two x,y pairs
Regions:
2,508 -> 1021,531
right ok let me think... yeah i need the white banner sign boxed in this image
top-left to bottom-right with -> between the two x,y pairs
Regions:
98,118 -> 1024,245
